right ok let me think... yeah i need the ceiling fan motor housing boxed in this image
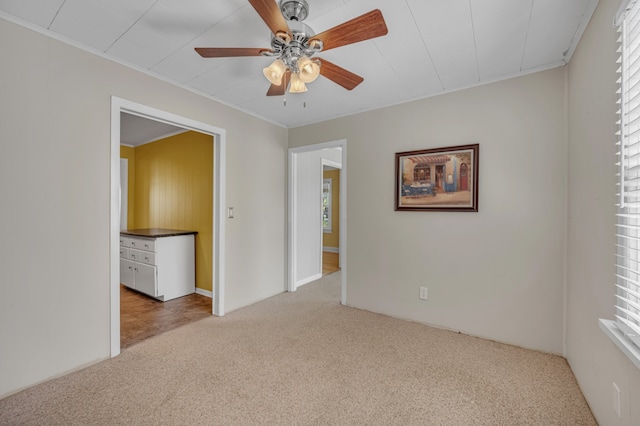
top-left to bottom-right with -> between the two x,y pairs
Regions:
280,0 -> 309,22
269,20 -> 321,72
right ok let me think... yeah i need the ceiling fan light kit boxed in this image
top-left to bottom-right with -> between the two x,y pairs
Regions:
195,0 -> 388,97
260,17 -> 323,91
263,58 -> 286,85
297,56 -> 320,83
289,72 -> 308,93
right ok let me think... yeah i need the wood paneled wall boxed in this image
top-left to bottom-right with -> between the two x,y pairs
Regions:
122,131 -> 213,292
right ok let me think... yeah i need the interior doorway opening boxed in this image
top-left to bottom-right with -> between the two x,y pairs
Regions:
110,97 -> 227,357
118,112 -> 215,349
288,140 -> 347,304
322,160 -> 341,277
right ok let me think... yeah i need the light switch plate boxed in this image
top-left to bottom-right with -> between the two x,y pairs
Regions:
419,286 -> 428,300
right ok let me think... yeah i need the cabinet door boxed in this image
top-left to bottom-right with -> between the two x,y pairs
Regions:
120,259 -> 135,289
135,262 -> 158,297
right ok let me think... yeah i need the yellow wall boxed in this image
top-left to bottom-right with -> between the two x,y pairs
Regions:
120,145 -> 135,228
122,131 -> 214,292
323,169 -> 340,249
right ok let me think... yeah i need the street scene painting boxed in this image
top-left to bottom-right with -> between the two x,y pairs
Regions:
395,144 -> 479,212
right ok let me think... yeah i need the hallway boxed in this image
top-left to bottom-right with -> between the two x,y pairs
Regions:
323,251 -> 340,276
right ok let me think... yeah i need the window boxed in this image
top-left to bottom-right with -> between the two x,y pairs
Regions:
608,0 -> 640,363
322,178 -> 332,233
414,164 -> 431,183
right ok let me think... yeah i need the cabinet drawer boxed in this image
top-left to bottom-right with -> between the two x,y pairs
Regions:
128,249 -> 141,262
120,236 -> 131,247
139,251 -> 156,266
127,238 -> 141,249
138,239 -> 155,252
127,237 -> 155,252
119,247 -> 129,259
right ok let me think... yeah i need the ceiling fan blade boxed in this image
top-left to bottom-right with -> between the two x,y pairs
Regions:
267,71 -> 291,96
195,47 -> 272,58
310,9 -> 388,52
318,59 -> 364,91
249,0 -> 291,38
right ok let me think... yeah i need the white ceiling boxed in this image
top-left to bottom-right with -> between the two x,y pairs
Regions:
120,113 -> 186,147
0,0 -> 598,129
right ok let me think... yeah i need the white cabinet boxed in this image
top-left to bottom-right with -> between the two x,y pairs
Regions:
119,231 -> 195,301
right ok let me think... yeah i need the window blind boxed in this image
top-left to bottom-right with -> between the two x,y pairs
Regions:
616,0 -> 640,350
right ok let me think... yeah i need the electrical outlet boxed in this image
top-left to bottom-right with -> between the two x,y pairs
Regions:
613,382 -> 621,418
419,286 -> 428,300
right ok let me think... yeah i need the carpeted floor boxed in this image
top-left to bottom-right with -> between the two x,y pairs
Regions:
0,272 -> 595,425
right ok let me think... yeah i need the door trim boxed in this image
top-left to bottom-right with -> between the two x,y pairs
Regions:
110,97 -> 227,357
119,158 -> 128,230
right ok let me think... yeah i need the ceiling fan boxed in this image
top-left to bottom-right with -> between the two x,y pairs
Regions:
195,0 -> 388,96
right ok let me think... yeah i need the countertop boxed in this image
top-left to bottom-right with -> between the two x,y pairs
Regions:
120,228 -> 198,238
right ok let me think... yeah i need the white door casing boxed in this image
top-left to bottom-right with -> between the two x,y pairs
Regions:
110,96 -> 226,357
119,158 -> 128,230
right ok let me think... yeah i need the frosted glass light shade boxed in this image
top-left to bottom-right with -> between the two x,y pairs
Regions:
263,59 -> 286,85
289,72 -> 307,93
298,56 -> 320,83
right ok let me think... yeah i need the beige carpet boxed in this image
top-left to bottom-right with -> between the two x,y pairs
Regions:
0,272 -> 595,425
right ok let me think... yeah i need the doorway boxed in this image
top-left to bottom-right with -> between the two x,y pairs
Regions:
460,163 -> 469,191
288,140 -> 347,304
322,159 -> 341,276
436,165 -> 445,191
110,97 -> 227,357
119,113 -> 214,348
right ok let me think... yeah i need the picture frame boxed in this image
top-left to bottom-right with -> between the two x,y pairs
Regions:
395,144 -> 479,212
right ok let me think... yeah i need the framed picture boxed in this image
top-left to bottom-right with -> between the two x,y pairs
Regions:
395,144 -> 479,212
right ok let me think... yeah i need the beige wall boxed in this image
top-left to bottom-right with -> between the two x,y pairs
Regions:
566,0 -> 640,424
290,67 -> 568,355
0,18 -> 287,397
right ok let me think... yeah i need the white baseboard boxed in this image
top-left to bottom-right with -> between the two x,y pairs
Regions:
323,247 -> 340,253
195,288 -> 213,298
296,273 -> 323,288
